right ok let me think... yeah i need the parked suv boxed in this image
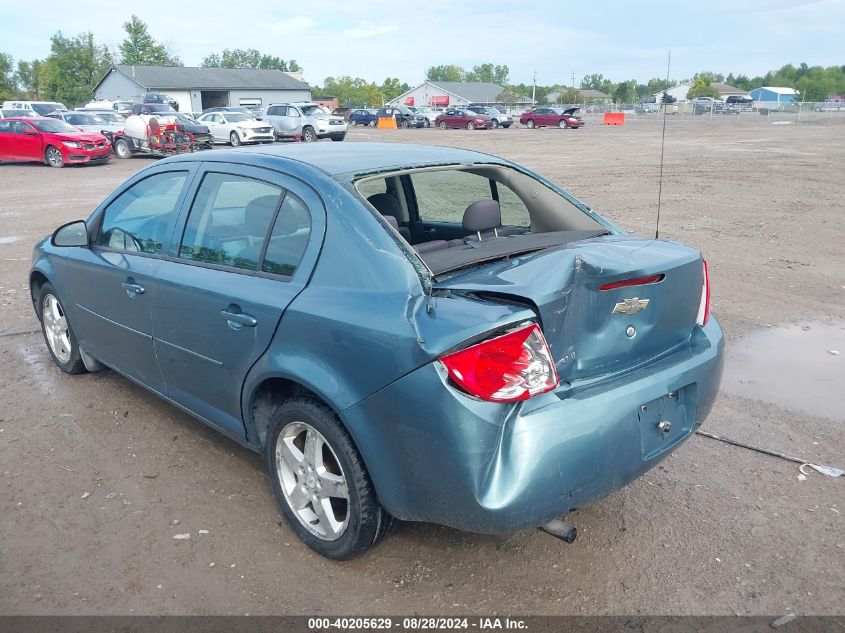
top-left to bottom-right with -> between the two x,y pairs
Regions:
143,93 -> 179,111
130,103 -> 178,117
375,106 -> 426,128
264,102 -> 347,142
725,96 -> 754,112
467,105 -> 513,128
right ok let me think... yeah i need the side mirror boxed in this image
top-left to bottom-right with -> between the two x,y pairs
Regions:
23,128 -> 38,135
52,220 -> 89,247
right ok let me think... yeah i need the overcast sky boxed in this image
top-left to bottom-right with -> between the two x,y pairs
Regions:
3,0 -> 843,86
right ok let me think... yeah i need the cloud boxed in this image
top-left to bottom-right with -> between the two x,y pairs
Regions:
341,24 -> 398,39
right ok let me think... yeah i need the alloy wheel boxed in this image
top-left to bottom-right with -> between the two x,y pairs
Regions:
230,131 -> 241,147
526,120 -> 535,129
467,122 -> 475,130
275,421 -> 350,541
46,146 -> 64,168
42,294 -> 72,363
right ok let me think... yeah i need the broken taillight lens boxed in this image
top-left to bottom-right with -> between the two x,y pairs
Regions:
696,260 -> 711,326
439,323 -> 559,403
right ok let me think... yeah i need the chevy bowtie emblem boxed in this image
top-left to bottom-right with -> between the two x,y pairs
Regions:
612,298 -> 650,315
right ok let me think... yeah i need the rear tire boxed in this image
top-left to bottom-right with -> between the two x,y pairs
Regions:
265,397 -> 394,559
558,119 -> 567,129
491,119 -> 499,129
45,146 -> 64,168
525,119 -> 535,129
36,283 -> 86,374
113,138 -> 132,159
331,134 -> 346,142
439,121 -> 447,130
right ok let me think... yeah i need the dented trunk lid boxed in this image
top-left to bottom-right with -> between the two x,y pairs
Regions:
433,237 -> 704,383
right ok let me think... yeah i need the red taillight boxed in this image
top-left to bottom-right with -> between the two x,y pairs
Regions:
439,323 -> 559,403
696,260 -> 711,326
598,274 -> 664,291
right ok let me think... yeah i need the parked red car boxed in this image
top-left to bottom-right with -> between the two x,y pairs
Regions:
520,107 -> 584,129
434,109 -> 492,130
0,117 -> 111,167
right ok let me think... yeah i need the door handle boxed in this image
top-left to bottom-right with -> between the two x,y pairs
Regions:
121,280 -> 145,296
220,307 -> 257,328
423,226 -> 437,233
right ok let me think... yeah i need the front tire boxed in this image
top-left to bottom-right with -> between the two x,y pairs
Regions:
491,119 -> 499,129
331,134 -> 346,142
45,146 -> 64,168
266,397 -> 393,559
37,283 -> 86,374
302,126 -> 316,142
113,138 -> 132,159
467,122 -> 475,130
230,131 -> 241,147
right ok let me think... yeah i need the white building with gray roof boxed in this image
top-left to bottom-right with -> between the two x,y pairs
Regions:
92,64 -> 311,113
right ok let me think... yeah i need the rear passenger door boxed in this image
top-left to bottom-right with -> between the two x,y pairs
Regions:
150,164 -> 323,439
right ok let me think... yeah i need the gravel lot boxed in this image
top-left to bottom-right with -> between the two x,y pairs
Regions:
1,118 -> 843,616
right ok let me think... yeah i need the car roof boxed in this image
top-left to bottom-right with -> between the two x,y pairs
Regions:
163,142 -> 507,177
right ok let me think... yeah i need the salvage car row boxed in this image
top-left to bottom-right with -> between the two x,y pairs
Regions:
1,98 -> 585,168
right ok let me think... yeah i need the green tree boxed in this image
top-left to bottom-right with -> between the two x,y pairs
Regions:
580,73 -> 615,95
380,77 -> 408,102
323,76 -> 384,107
425,65 -> 466,82
201,48 -> 300,72
119,16 -> 181,66
0,53 -> 16,99
15,59 -> 43,97
612,79 -> 637,103
39,32 -> 112,106
465,63 -> 510,85
693,71 -> 725,84
686,77 -> 719,99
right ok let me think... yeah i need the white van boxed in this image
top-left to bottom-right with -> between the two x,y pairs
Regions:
1,100 -> 69,116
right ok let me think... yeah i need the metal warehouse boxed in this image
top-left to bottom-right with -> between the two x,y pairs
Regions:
92,64 -> 312,113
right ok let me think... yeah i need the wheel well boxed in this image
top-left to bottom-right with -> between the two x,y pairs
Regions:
250,378 -> 327,449
30,271 -> 49,314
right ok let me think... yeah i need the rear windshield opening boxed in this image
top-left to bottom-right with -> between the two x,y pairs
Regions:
353,164 -> 608,275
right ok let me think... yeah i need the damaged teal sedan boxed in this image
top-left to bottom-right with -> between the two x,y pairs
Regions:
30,143 -> 724,559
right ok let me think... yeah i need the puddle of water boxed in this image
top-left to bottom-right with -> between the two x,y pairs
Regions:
0,235 -> 22,245
722,322 -> 845,421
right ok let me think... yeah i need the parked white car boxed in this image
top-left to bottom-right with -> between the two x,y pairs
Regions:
408,106 -> 437,126
196,112 -> 275,146
45,111 -> 124,135
1,100 -> 68,116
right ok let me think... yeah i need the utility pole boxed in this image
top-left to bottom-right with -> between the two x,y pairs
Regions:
571,69 -> 575,89
531,70 -> 536,105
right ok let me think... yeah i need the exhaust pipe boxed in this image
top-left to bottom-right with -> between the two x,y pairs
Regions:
539,517 -> 577,543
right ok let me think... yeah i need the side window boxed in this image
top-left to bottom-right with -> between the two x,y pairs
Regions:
98,171 -> 188,253
267,105 -> 282,116
355,177 -> 387,201
179,172 -> 284,272
262,193 -> 312,277
411,170 -> 492,223
494,183 -> 531,227
288,107 -> 300,118
0,121 -> 12,133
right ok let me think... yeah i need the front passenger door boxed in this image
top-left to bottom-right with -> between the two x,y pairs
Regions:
63,169 -> 193,391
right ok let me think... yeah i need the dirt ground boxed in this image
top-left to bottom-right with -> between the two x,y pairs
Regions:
1,118 -> 843,616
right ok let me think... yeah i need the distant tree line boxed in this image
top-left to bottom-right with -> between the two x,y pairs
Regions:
2,25 -> 843,109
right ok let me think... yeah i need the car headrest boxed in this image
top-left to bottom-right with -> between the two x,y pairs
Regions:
367,193 -> 402,217
244,195 -> 280,234
383,215 -> 400,230
462,199 -> 501,233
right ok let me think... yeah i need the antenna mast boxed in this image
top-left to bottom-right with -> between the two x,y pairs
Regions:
655,50 -> 671,239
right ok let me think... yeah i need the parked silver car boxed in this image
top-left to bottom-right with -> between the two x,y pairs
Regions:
264,102 -> 347,142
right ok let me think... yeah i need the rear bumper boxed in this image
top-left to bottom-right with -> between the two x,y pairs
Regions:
342,317 -> 725,533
